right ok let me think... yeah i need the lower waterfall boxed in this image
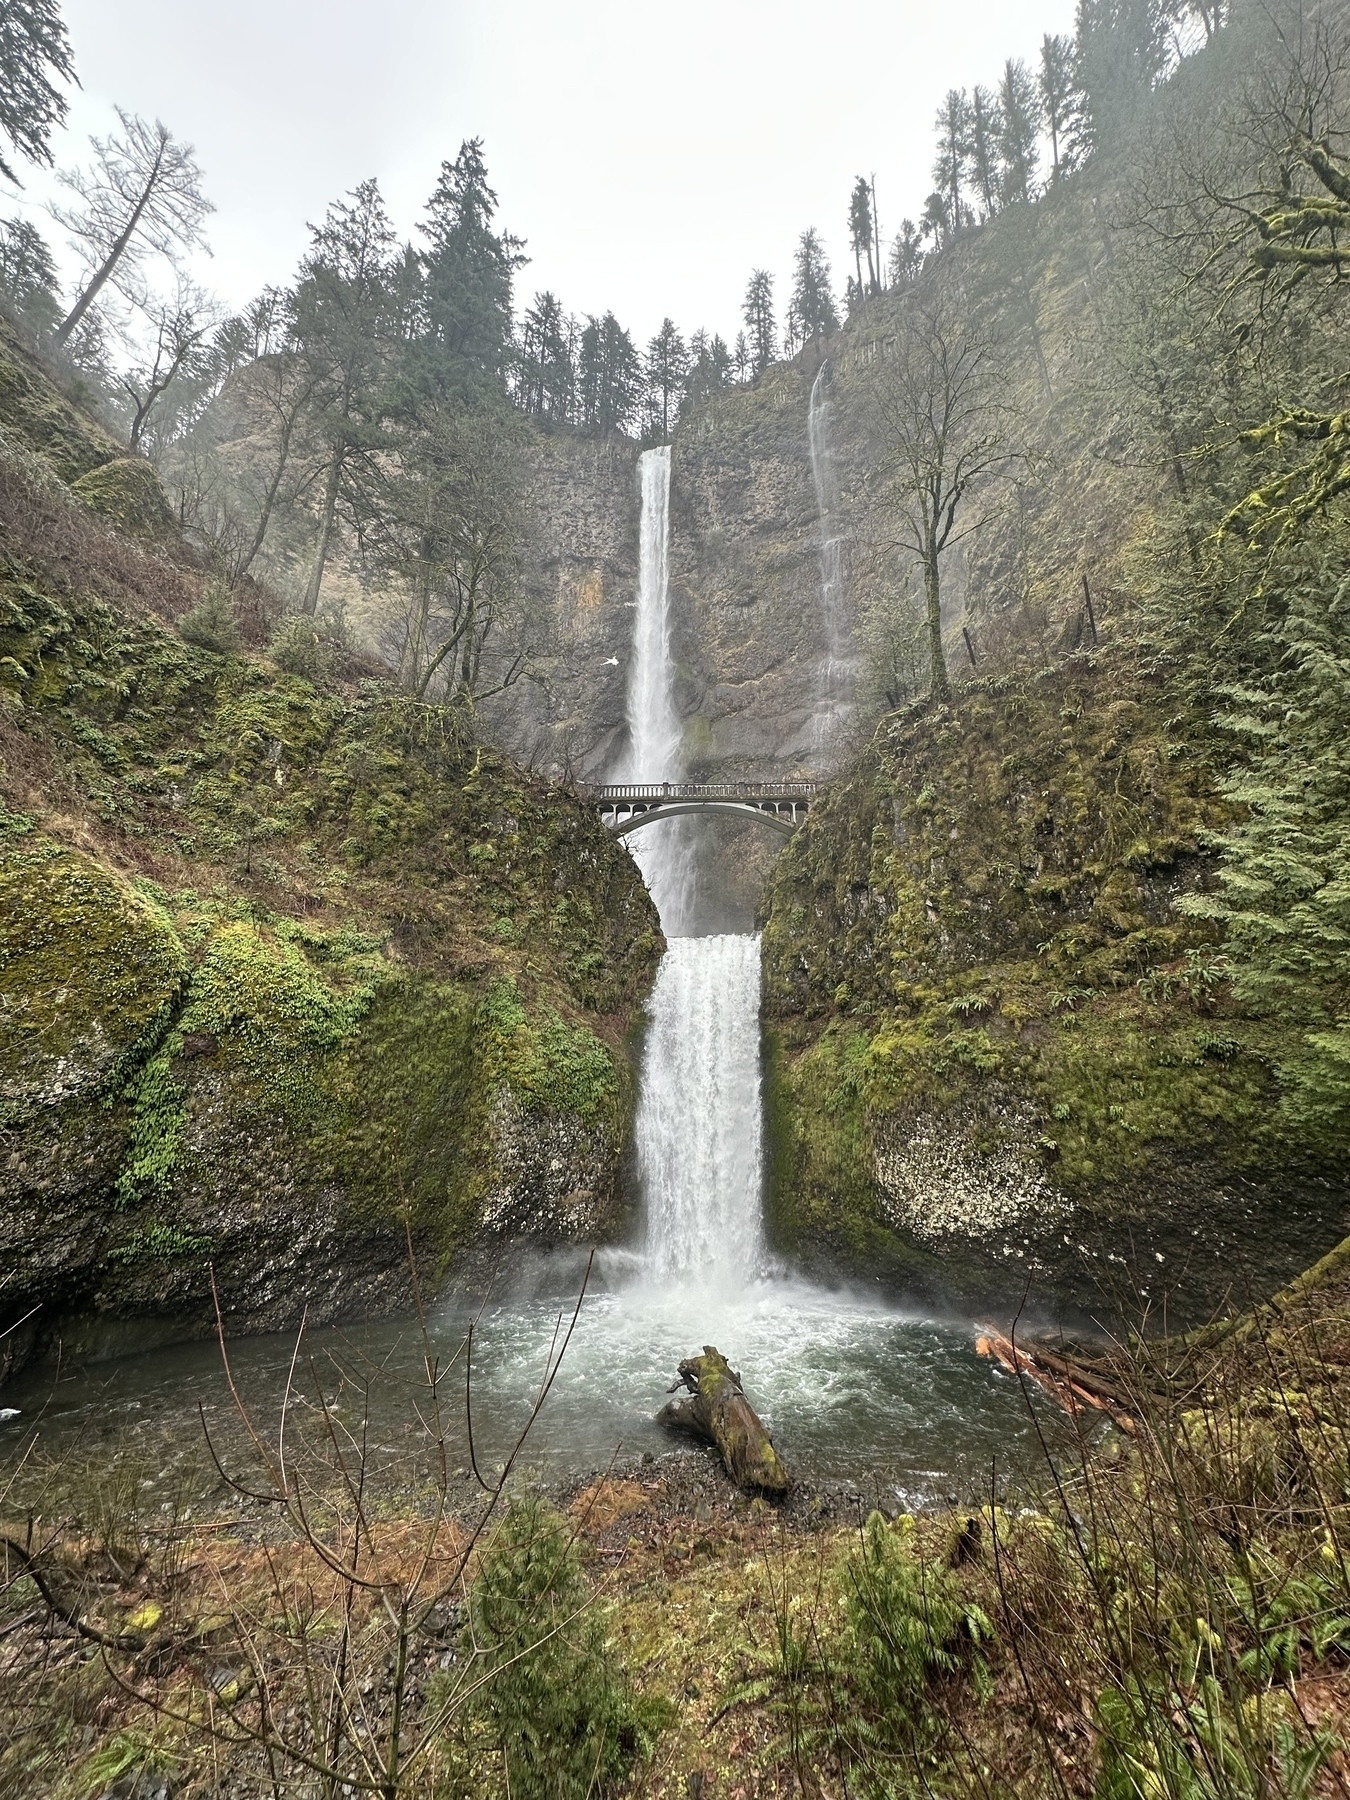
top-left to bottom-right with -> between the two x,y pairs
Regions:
636,935 -> 765,1287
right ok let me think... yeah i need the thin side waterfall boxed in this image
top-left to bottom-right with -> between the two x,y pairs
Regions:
807,364 -> 851,751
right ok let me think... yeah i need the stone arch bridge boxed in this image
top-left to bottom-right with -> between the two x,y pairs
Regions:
589,781 -> 816,838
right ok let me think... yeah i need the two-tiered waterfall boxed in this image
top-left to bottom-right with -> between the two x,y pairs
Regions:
14,445 -> 1060,1507
620,444 -> 768,1284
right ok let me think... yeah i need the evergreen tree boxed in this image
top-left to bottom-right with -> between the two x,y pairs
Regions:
0,0 -> 73,186
645,316 -> 688,439
291,179 -> 399,613
519,289 -> 573,425
997,58 -> 1040,203
577,311 -> 641,436
848,176 -> 877,298
732,329 -> 751,384
0,213 -> 57,328
1038,33 -> 1079,181
790,228 -> 838,343
742,269 -> 776,378
1073,0 -> 1171,154
413,138 -> 521,407
969,87 -> 1002,221
931,91 -> 972,236
683,327 -> 732,414
921,192 -> 950,248
888,219 -> 924,287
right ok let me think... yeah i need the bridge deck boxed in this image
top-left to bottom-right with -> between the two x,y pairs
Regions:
590,781 -> 817,802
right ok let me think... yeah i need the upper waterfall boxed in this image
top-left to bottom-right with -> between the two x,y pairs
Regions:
619,443 -> 697,933
622,445 -> 679,783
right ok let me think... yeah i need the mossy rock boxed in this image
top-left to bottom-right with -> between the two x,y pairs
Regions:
0,315 -> 123,484
759,660 -> 1348,1305
0,832 -> 186,1125
71,456 -> 176,542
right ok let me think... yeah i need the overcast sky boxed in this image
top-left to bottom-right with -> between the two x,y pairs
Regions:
12,0 -> 1076,349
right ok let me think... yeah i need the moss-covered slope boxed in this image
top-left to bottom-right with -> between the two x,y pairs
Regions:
0,329 -> 662,1379
759,656 -> 1346,1309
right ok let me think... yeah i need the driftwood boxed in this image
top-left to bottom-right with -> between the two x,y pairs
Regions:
975,1327 -> 1138,1433
656,1346 -> 791,1494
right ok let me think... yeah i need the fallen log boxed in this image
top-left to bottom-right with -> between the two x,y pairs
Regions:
975,1327 -> 1137,1433
656,1346 -> 791,1494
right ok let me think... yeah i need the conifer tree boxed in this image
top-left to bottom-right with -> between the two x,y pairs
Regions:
1038,33 -> 1078,180
742,269 -> 776,378
291,179 -> 398,613
577,311 -> 641,435
997,59 -> 1040,203
413,138 -> 521,408
0,0 -> 73,186
969,87 -> 1002,220
732,330 -> 751,384
1073,0 -> 1171,153
683,328 -> 732,413
848,177 -> 877,297
931,91 -> 972,236
791,228 -> 839,343
888,219 -> 924,287
0,213 -> 57,327
645,316 -> 688,439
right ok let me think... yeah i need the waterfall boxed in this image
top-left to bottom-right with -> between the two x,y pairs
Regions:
612,444 -> 767,1284
807,364 -> 850,752
636,934 -> 765,1287
624,446 -> 679,783
620,444 -> 698,934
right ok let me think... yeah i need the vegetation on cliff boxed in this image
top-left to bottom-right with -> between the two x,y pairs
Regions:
0,304 -> 662,1372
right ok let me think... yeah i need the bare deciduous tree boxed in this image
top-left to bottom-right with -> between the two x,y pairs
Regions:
867,282 -> 1013,701
118,280 -> 217,451
51,109 -> 212,347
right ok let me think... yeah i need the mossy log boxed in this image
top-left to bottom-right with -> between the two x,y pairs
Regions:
656,1346 -> 791,1493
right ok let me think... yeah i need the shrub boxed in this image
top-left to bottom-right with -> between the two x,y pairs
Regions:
843,1511 -> 991,1749
453,1495 -> 665,1799
177,584 -> 242,655
268,612 -> 333,682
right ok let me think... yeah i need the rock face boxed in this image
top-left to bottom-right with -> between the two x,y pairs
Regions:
488,364 -> 843,792
758,660 -> 1349,1315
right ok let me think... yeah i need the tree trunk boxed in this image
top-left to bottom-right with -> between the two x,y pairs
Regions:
923,543 -> 950,702
55,142 -> 166,348
656,1347 -> 790,1494
238,388 -> 306,580
303,452 -> 342,616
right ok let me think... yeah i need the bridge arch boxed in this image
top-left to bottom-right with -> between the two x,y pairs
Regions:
591,781 -> 816,840
608,800 -> 798,839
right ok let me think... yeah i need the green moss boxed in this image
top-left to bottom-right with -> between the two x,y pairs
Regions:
0,315 -> 123,482
107,1219 -> 212,1264
477,976 -> 619,1126
760,661 -> 1321,1259
0,836 -> 187,1121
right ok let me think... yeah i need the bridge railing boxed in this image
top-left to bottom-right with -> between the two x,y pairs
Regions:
588,781 -> 818,801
